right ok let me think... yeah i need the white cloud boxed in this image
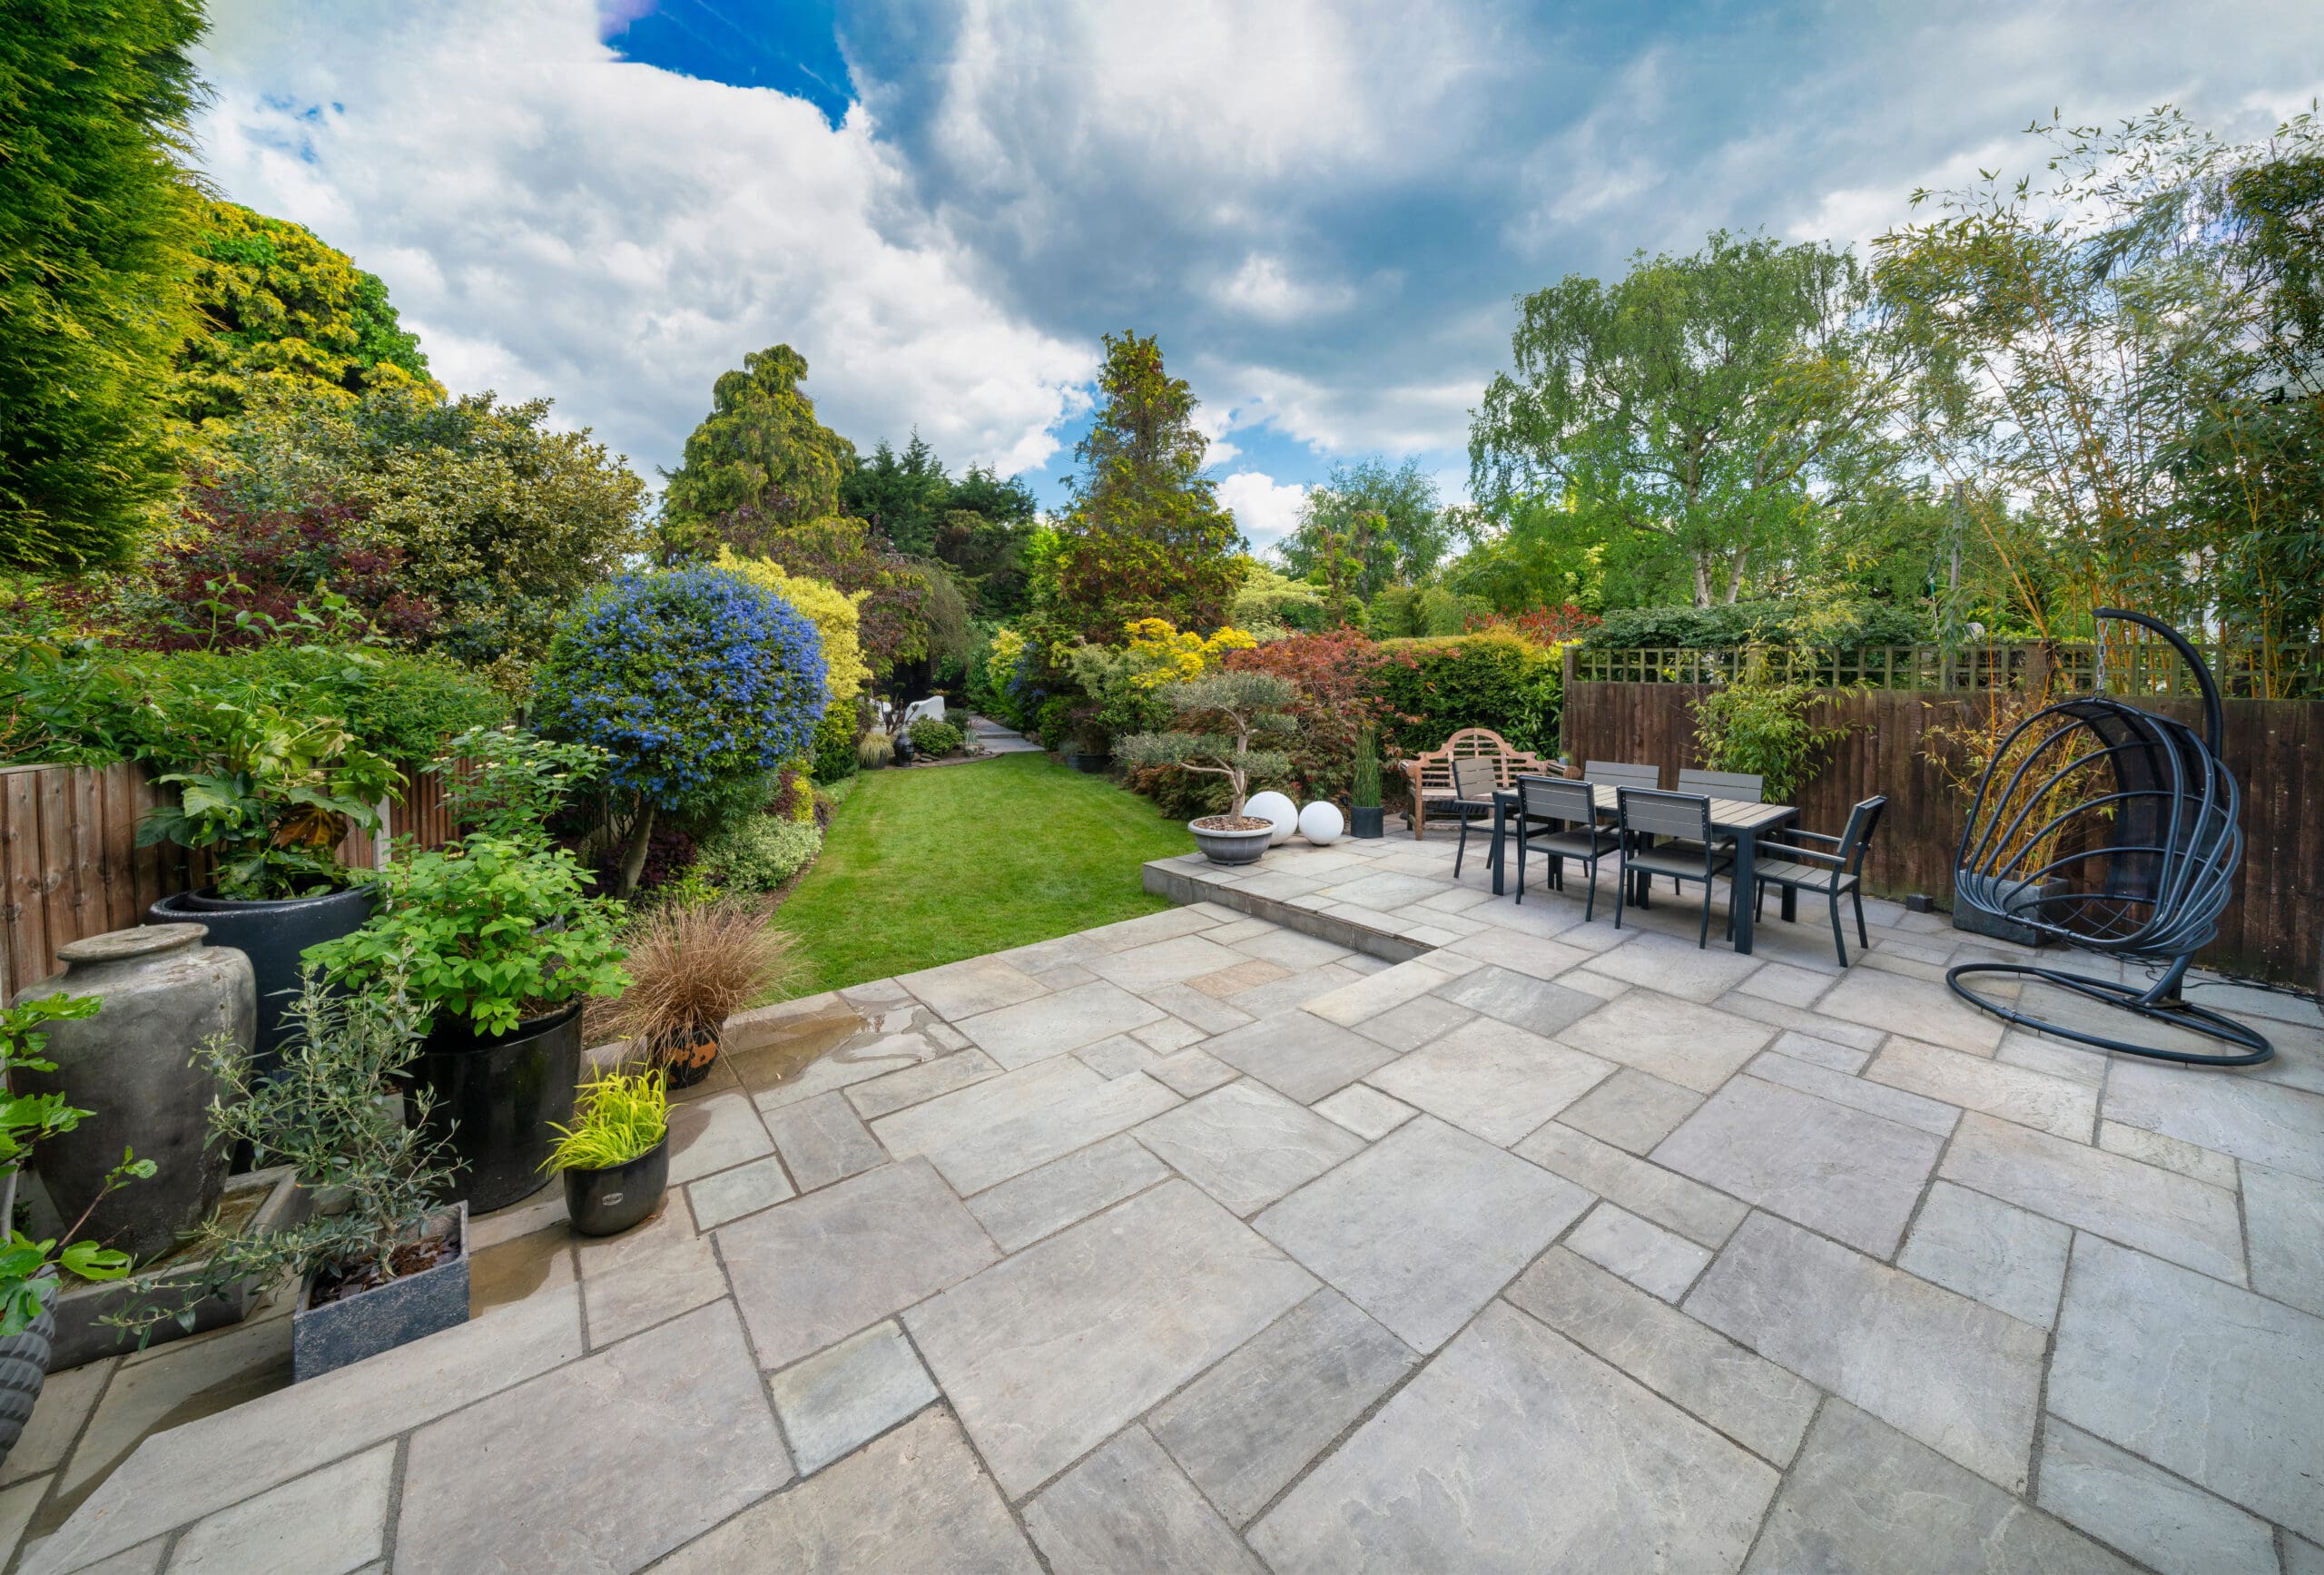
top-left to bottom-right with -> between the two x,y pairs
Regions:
192,0 -> 1092,483
1216,471 -> 1309,555
1209,253 -> 1358,323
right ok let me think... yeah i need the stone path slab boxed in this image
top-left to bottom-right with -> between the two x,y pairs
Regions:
2102,1056 -> 2324,1182
1202,1011 -> 1397,1104
1024,1426 -> 1266,1575
906,1180 -> 1315,1496
962,1133 -> 1168,1252
1131,1080 -> 1364,1216
1564,1202 -> 1713,1300
955,979 -> 1167,1068
1515,1123 -> 1747,1248
1554,1066 -> 1705,1154
766,1321 -> 939,1476
2036,1417 -> 2280,1575
1896,1180 -> 2072,1328
1364,1017 -> 1612,1145
1556,989 -> 1775,1093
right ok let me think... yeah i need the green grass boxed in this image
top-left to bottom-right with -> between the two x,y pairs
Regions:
777,752 -> 1195,994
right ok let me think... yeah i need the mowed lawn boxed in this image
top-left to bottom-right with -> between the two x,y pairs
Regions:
776,751 -> 1196,994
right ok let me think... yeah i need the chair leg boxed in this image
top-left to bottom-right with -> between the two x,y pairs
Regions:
1512,828 -> 1525,904
1612,859 -> 1626,930
1698,882 -> 1712,949
1853,889 -> 1868,947
1582,858 -> 1597,922
1829,891 -> 1848,967
1453,816 -> 1469,878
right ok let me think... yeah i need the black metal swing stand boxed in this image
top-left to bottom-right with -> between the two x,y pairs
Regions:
1945,608 -> 2272,1068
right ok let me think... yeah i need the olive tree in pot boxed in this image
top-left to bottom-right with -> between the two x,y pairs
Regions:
123,970 -> 466,1382
606,903 -> 800,1088
0,997 -> 151,1465
141,704 -> 401,1068
1115,673 -> 1295,866
547,1069 -> 669,1237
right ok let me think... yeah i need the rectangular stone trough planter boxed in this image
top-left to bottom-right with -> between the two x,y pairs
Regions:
292,1201 -> 469,1383
52,1166 -> 310,1372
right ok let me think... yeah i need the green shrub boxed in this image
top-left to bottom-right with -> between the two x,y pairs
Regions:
1585,599 -> 1934,651
857,730 -> 893,769
909,717 -> 964,757
1373,630 -> 1562,756
810,705 -> 859,783
1689,645 -> 1854,800
1034,694 -> 1076,752
694,812 -> 822,892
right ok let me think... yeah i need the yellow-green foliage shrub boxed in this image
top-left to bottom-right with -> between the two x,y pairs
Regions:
714,548 -> 871,708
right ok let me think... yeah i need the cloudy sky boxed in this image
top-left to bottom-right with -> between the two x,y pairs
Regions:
192,0 -> 2322,553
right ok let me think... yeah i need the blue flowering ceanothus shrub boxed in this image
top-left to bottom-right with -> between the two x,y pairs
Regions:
535,568 -> 828,815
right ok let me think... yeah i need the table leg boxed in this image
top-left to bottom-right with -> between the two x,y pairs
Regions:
1780,886 -> 1797,924
1732,829 -> 1757,954
1490,799 -> 1509,895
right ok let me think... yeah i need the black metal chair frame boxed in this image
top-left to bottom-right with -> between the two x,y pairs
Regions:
1613,788 -> 1735,949
1751,796 -> 1887,967
1512,775 -> 1617,917
1945,608 -> 2270,1067
1446,756 -> 1501,880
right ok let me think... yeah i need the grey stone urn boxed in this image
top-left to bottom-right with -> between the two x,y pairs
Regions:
1188,819 -> 1273,866
11,924 -> 253,1264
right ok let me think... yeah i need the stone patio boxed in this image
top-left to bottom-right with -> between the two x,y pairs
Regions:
10,830 -> 2324,1573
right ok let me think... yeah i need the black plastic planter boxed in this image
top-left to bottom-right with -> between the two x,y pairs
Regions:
563,1136 -> 670,1237
1350,805 -> 1385,839
292,1202 -> 468,1383
1067,751 -> 1111,774
147,885 -> 375,1070
409,1003 -> 583,1213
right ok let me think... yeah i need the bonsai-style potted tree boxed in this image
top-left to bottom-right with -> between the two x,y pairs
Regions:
606,902 -> 799,1087
0,995 -> 150,1464
142,703 -> 401,1066
143,968 -> 467,1382
1350,728 -> 1385,839
546,1068 -> 669,1237
308,730 -> 631,1212
1116,672 -> 1296,866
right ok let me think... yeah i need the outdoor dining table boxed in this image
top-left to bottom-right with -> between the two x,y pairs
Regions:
1485,783 -> 1800,955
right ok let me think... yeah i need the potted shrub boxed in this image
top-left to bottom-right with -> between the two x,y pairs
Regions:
141,703 -> 401,1068
0,996 -> 151,1465
308,730 -> 630,1213
1350,727 -> 1386,839
1116,673 -> 1296,866
148,970 -> 468,1382
547,1069 -> 669,1237
606,901 -> 800,1088
858,729 -> 894,770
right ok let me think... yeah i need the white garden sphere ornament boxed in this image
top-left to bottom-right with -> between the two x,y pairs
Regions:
1246,791 -> 1299,844
1299,801 -> 1344,845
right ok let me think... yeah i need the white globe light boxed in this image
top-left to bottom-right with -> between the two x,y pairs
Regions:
1245,791 -> 1298,844
1299,801 -> 1344,845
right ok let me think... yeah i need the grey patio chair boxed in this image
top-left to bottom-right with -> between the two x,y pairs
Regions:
1752,795 -> 1887,966
1614,788 -> 1735,949
1662,769 -> 1765,889
1447,755 -> 1501,879
1512,775 -> 1618,918
1584,760 -> 1661,794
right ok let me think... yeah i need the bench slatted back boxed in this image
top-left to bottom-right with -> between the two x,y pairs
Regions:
1406,728 -> 1552,801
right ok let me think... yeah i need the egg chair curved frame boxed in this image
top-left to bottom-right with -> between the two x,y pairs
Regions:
1945,608 -> 2270,1068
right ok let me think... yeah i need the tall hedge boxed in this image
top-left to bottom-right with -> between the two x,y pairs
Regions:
1373,630 -> 1562,757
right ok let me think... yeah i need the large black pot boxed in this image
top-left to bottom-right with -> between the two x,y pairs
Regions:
563,1136 -> 670,1237
147,886 -> 375,1071
1350,805 -> 1385,840
407,1003 -> 583,1214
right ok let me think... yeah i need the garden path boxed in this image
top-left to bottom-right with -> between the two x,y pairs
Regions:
13,832 -> 2323,1573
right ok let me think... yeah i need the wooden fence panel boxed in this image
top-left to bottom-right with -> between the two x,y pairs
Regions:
1563,681 -> 2321,990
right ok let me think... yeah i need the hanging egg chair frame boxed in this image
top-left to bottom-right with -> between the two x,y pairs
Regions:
1945,608 -> 2270,1067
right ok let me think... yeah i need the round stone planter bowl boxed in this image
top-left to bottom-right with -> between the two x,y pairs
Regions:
1188,820 -> 1274,867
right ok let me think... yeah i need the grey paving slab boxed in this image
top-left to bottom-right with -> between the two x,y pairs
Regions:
1867,1036 -> 2095,1140
1505,1248 -> 1819,1466
64,1314 -> 273,1500
2036,1417 -> 2278,1575
1556,989 -> 1776,1093
651,1408 -> 1039,1574
1301,958 -> 1468,1027
1744,1401 -> 2136,1575
2049,1233 -> 2324,1541
843,1048 -> 1002,1120
1553,1066 -> 1705,1154
2294,1536 -> 2324,1575
1224,963 -> 1366,1019
1255,1116 -> 1590,1352
719,1158 -> 1000,1370
897,953 -> 1049,1019
1734,960 -> 1836,1007
1344,992 -> 1473,1051
685,1152 -> 796,1230
1761,1027 -> 1872,1073
1580,933 -> 1767,1002
963,1133 -> 1168,1251
1896,1180 -> 2072,1328
872,1058 -> 1098,1157
1251,1301 -> 1777,1574
395,1302 -> 787,1574
1317,871 -> 1447,911
5,1358 -> 108,1491
1441,925 -> 1595,980
662,1090 -> 775,1185
1514,1123 -> 1748,1248
1651,1076 -> 1944,1256
1565,1202 -> 1713,1300
1085,906 -> 1229,950
164,1442 -> 391,1575
1938,1113 -> 2246,1282
1073,1032 -> 1166,1079
954,979 -> 1167,1068
1137,979 -> 1256,1035
1719,992 -> 1886,1050
2095,1119 -> 2238,1189
1147,1289 -> 1416,1526
2102,1056 -> 2324,1182
2246,1162 -> 2324,1317
1310,1082 -> 1416,1140
1685,1213 -> 2047,1490
768,1320 -> 940,1476
749,1028 -> 946,1114
28,1287 -> 585,1574
1133,1080 -> 1365,1216
1365,1016 -> 1612,1146
1087,933 -> 1248,989
1743,1048 -> 1958,1135
1430,962 -> 1601,1039
1145,1048 -> 1240,1098
576,1196 -> 729,1346
1230,927 -> 1356,971
1997,1029 -> 2110,1088
763,1090 -> 887,1192
916,1069 -> 1181,1194
1202,1010 -> 1398,1104
1817,967 -> 2006,1053
1024,1426 -> 1266,1575
907,1180 -> 1315,1497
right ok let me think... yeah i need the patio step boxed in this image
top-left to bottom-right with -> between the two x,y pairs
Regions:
1141,855 -> 1436,966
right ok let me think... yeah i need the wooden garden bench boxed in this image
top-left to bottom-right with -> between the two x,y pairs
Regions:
1398,727 -> 1558,839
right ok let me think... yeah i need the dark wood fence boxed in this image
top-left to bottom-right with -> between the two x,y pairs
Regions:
1560,678 -> 2322,990
0,763 -> 455,1000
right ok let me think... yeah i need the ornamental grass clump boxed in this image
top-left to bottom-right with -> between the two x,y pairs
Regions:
1114,671 -> 1295,823
546,1070 -> 668,1171
607,901 -> 801,1082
